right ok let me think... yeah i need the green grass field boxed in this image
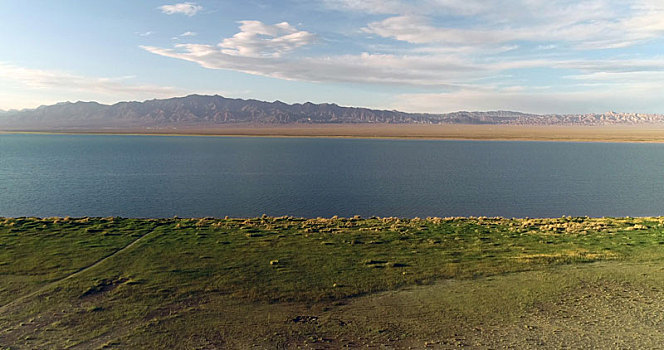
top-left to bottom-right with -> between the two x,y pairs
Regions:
2,216 -> 664,348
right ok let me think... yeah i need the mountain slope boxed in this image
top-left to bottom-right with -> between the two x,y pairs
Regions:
0,94 -> 662,130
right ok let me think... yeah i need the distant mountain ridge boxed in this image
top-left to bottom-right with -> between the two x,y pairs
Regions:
1,94 -> 663,130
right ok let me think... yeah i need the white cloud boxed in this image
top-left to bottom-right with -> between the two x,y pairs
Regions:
364,15 -> 507,45
0,63 -> 181,97
142,20 -> 499,85
322,0 -> 411,14
554,58 -> 664,74
142,43 -> 497,86
158,2 -> 203,16
172,31 -> 198,40
363,14 -> 648,49
142,31 -> 664,88
219,21 -> 315,57
323,0 -> 486,15
327,0 -> 664,50
138,4 -> 664,113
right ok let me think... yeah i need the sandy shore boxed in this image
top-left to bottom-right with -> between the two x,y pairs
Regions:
4,123 -> 664,142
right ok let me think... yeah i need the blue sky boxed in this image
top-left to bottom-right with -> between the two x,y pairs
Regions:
2,0 -> 664,113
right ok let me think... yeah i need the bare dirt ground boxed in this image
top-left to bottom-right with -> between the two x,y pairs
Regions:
6,123 -> 664,142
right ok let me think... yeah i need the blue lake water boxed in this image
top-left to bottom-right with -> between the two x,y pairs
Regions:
1,134 -> 664,218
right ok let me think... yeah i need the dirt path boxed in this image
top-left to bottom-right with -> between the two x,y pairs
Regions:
0,229 -> 157,315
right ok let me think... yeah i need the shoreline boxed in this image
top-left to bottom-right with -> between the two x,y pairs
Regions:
0,215 -> 659,220
3,124 -> 664,143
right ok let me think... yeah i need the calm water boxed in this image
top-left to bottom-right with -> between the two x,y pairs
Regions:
1,134 -> 664,218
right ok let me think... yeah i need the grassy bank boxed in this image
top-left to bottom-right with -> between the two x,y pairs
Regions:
2,216 -> 664,348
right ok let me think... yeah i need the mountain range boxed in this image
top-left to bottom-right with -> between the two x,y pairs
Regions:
1,94 -> 663,130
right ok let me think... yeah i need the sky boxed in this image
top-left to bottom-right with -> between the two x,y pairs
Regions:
2,0 -> 664,114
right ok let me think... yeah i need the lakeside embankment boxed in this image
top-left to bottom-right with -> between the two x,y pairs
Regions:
3,216 -> 664,348
4,123 -> 664,142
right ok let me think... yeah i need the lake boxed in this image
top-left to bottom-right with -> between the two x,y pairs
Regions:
1,134 -> 663,218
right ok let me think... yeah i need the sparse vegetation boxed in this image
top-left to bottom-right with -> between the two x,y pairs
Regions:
2,216 -> 664,348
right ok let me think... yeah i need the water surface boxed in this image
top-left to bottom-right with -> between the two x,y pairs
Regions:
1,134 -> 663,218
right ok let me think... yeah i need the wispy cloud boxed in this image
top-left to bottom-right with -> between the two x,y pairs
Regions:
219,21 -> 315,57
393,82 -> 664,114
142,20 -> 490,85
142,44 -> 497,86
138,1 -> 664,113
0,63 -> 181,97
158,2 -> 203,16
141,17 -> 664,89
322,0 -> 412,14
364,14 -> 662,50
172,31 -> 198,40
329,0 -> 664,50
